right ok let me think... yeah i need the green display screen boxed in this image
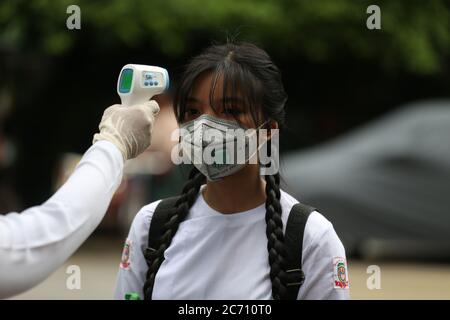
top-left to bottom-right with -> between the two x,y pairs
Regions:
119,68 -> 133,93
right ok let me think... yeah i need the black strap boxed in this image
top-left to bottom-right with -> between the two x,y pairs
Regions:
282,202 -> 315,300
144,196 -> 180,269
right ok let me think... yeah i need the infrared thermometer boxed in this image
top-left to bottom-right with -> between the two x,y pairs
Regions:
117,64 -> 169,106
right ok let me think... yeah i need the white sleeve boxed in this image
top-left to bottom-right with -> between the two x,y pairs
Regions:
0,140 -> 123,299
297,212 -> 350,300
113,201 -> 159,300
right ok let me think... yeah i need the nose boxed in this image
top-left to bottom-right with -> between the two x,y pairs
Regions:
201,104 -> 217,117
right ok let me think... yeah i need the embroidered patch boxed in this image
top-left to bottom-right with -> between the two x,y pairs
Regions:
120,239 -> 132,270
333,257 -> 349,289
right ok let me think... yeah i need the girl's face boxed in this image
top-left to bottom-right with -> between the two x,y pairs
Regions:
182,71 -> 260,129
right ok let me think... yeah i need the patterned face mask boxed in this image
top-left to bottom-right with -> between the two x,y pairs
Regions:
179,114 -> 268,181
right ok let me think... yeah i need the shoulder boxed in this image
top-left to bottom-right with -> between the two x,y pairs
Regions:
133,199 -> 162,229
127,199 -> 163,252
280,190 -> 343,257
279,189 -> 334,239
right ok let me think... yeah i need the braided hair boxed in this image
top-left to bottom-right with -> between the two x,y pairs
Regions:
143,41 -> 289,300
143,167 -> 205,299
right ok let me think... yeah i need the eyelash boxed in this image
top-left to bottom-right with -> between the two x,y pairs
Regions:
186,108 -> 199,116
223,107 -> 242,115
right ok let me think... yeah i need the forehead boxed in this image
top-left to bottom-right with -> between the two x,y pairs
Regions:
189,71 -> 239,100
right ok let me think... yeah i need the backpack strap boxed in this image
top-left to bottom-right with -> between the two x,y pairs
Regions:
281,202 -> 316,300
143,196 -> 180,299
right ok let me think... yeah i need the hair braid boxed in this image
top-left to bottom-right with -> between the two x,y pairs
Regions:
264,172 -> 289,300
143,167 -> 205,299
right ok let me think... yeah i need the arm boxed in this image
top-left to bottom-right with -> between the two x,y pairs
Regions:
0,101 -> 160,299
297,212 -> 350,300
113,202 -> 160,300
0,141 -> 123,298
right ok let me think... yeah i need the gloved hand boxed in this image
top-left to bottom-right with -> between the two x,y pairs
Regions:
92,101 -> 160,161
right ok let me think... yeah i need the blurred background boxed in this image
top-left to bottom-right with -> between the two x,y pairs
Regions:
1,0 -> 450,299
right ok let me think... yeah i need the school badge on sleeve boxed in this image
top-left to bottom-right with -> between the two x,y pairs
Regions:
120,239 -> 132,270
333,257 -> 349,289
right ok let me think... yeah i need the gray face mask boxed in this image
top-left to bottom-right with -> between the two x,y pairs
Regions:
179,114 -> 268,181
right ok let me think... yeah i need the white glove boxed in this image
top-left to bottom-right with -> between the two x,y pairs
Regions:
92,101 -> 160,161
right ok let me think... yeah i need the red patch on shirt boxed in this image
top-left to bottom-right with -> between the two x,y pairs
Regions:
120,239 -> 132,270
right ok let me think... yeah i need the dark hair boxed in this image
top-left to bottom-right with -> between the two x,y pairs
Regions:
144,41 -> 290,299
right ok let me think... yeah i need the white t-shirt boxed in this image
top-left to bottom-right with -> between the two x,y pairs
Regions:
114,187 -> 350,300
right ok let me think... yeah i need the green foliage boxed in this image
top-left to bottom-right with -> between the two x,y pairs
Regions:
1,0 -> 449,74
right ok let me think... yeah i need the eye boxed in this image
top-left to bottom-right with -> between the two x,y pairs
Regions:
186,107 -> 199,116
223,107 -> 243,116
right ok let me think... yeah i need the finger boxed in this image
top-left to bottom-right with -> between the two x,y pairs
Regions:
102,104 -> 121,119
144,100 -> 160,115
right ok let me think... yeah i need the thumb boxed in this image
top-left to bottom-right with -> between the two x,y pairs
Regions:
144,100 -> 160,116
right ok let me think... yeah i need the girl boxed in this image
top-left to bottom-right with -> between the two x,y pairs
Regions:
114,42 -> 350,300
